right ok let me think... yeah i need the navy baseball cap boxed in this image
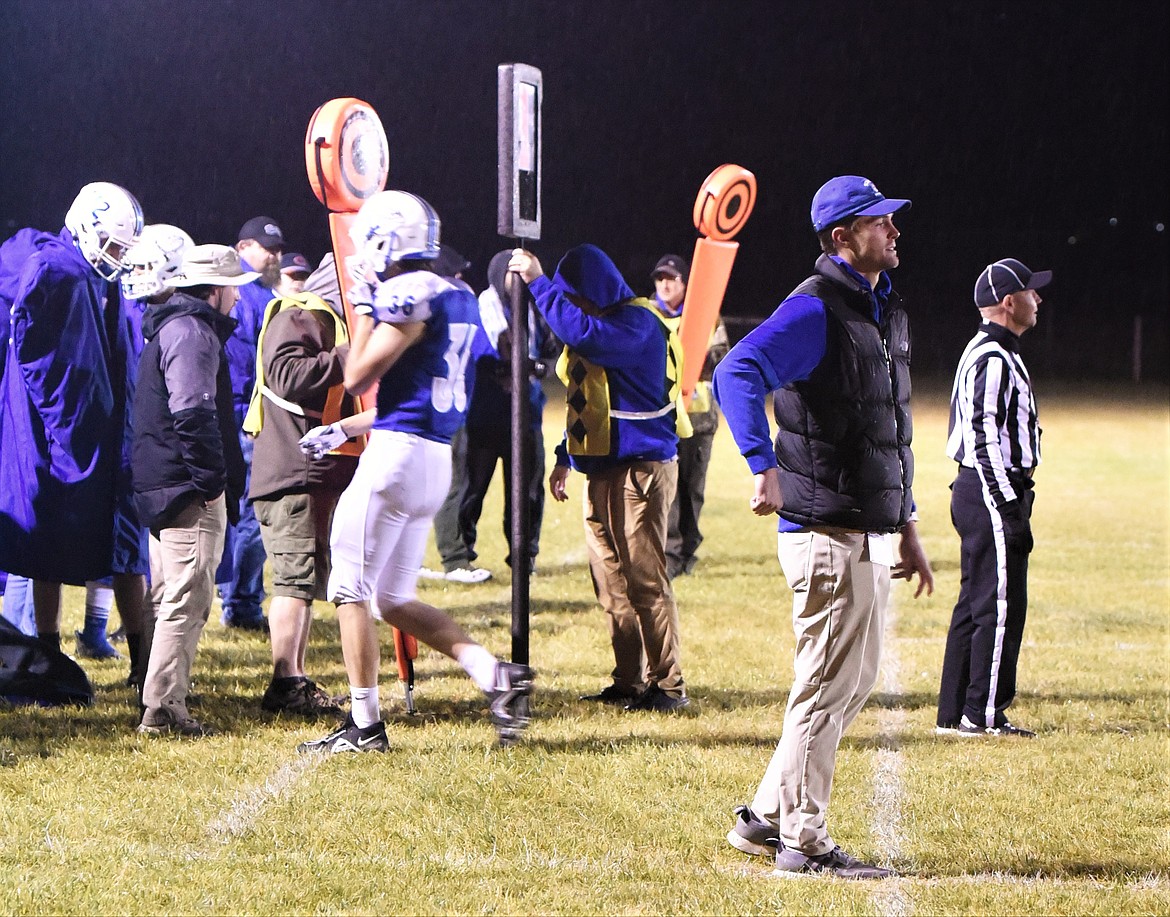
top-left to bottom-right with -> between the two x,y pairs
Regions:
974,259 -> 1053,308
280,252 -> 311,275
652,254 -> 689,283
811,176 -> 911,232
238,216 -> 286,251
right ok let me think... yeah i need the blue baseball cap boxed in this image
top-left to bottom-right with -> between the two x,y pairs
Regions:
811,176 -> 911,232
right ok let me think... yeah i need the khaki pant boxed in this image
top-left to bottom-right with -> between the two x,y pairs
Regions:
751,529 -> 890,855
141,496 -> 228,717
583,460 -> 684,697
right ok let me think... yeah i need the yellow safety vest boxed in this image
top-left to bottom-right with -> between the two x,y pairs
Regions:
242,292 -> 361,456
555,297 -> 692,456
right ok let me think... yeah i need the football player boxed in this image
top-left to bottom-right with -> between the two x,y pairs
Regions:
298,191 -> 535,752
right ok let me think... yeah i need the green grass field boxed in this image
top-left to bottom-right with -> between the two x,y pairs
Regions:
1,384 -> 1167,915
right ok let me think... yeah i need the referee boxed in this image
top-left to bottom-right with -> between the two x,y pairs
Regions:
937,258 -> 1051,738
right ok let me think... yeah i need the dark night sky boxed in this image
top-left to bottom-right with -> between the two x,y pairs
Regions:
2,0 -> 1167,379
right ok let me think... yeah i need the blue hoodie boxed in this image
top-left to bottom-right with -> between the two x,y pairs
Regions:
528,244 -> 678,473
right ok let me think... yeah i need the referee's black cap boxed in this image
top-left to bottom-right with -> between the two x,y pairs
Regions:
974,259 -> 1053,308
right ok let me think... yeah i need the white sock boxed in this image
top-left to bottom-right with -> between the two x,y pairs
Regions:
83,581 -> 114,630
457,645 -> 499,693
349,685 -> 380,728
84,581 -> 115,615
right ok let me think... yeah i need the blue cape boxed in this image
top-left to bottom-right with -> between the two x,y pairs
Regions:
0,229 -> 143,583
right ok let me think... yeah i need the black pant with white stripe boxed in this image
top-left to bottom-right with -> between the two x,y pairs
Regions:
937,467 -> 1032,729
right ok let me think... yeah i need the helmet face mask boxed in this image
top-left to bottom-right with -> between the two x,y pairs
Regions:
347,190 -> 441,286
120,224 -> 194,300
64,182 -> 144,281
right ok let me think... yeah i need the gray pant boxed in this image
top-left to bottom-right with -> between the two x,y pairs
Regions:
141,496 -> 228,718
432,426 -> 470,570
751,528 -> 890,855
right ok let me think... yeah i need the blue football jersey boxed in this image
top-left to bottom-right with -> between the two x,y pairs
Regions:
369,271 -> 487,444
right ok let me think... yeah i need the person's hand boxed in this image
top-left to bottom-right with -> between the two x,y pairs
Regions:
892,520 -> 934,598
549,464 -> 570,502
299,422 -> 347,460
750,467 -> 782,516
999,500 -> 1034,554
508,248 -> 543,284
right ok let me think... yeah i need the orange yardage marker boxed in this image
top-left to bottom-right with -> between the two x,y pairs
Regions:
305,99 -> 418,688
305,98 -> 390,419
678,164 -> 757,404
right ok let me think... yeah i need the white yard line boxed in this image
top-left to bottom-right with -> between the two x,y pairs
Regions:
869,597 -> 913,917
206,753 -> 323,842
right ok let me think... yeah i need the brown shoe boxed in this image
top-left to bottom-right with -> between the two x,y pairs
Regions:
262,677 -> 343,717
138,705 -> 214,737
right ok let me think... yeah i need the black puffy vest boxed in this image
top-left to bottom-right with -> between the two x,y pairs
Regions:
772,257 -> 914,533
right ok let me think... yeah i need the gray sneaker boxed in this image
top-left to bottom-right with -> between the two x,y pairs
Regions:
772,846 -> 892,880
726,805 -> 780,858
487,661 -> 535,746
138,705 -> 214,738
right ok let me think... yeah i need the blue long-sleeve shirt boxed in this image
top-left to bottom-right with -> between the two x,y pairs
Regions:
713,257 -> 893,532
225,256 -> 273,426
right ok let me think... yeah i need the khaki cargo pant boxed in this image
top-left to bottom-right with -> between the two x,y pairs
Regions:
751,528 -> 890,855
141,495 -> 228,718
583,460 -> 685,697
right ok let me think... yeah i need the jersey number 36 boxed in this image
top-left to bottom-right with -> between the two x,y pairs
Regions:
431,322 -> 477,413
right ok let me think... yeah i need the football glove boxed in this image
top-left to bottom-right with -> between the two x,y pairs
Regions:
299,422 -> 347,460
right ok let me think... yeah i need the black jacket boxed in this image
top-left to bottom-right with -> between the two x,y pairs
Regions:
771,255 -> 914,533
131,293 -> 245,529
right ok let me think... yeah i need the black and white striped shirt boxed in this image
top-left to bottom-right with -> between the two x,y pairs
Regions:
946,321 -> 1040,507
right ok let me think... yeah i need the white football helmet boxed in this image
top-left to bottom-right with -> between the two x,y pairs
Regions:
120,223 -> 195,300
64,182 -> 144,281
347,190 -> 441,285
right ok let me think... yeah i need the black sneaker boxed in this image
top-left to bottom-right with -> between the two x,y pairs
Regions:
262,677 -> 343,717
297,715 -> 388,754
958,715 -> 1036,738
772,845 -> 893,880
991,721 -> 1036,738
624,685 -> 690,713
726,805 -> 781,858
580,683 -> 640,704
487,661 -> 535,747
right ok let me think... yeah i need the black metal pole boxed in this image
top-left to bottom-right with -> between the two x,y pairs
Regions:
509,265 -> 532,664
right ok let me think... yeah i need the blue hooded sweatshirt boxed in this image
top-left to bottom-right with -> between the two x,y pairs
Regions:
528,244 -> 678,474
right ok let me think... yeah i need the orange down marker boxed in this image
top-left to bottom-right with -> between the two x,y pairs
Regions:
305,98 -> 419,708
677,164 -> 757,405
